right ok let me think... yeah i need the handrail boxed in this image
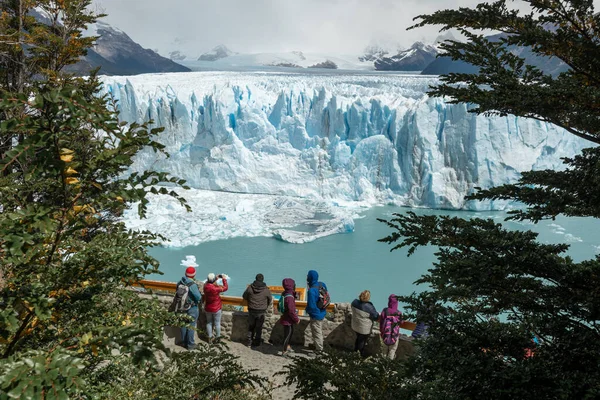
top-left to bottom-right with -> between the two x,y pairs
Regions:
134,279 -> 415,331
134,279 -> 333,312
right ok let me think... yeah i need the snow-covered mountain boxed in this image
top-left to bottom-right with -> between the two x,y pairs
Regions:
70,21 -> 191,75
28,9 -> 190,75
422,33 -> 567,76
168,51 -> 187,61
358,45 -> 390,62
100,71 -> 586,245
182,51 -> 373,70
198,45 -> 236,61
374,42 -> 439,71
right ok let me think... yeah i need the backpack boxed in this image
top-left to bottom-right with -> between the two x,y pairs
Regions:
315,283 -> 330,310
381,310 -> 401,346
278,294 -> 292,314
168,281 -> 196,313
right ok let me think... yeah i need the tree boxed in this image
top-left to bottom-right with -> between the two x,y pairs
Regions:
378,0 -> 600,398
285,1 -> 600,399
283,350 -> 408,400
0,2 -> 263,398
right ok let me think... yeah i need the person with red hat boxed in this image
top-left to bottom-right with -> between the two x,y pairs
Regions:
178,263 -> 201,350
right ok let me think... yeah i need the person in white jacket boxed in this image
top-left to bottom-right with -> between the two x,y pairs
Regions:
351,290 -> 379,357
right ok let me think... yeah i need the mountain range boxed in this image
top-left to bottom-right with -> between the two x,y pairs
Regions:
420,33 -> 568,76
30,10 -> 190,76
374,42 -> 438,71
29,9 -> 568,78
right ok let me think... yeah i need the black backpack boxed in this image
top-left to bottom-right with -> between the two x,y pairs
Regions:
168,281 -> 196,313
315,283 -> 330,310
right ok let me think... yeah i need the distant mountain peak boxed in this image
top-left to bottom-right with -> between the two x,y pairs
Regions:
374,40 -> 438,71
434,31 -> 456,45
359,44 -> 390,62
198,45 -> 235,61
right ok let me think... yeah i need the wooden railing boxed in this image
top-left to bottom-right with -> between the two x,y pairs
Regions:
134,279 -> 333,313
134,279 -> 416,331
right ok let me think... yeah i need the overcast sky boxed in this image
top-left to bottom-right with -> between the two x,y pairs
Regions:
92,0 -> 501,56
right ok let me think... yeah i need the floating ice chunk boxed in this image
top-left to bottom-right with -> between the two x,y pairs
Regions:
124,187 -> 360,247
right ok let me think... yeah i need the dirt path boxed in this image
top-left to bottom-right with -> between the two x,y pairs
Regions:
166,340 -> 311,399
226,341 -> 304,399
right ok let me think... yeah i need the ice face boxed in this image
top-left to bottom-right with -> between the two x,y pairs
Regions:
101,71 -> 587,211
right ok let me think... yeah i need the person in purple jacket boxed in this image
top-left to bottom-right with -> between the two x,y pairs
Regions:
279,278 -> 300,356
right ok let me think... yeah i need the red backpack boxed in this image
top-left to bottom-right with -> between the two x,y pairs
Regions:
381,310 -> 402,346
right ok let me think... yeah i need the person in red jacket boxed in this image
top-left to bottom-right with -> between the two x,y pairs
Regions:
203,273 -> 228,343
279,278 -> 300,356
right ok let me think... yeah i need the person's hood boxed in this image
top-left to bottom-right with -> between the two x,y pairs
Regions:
251,280 -> 267,293
179,276 -> 193,285
307,270 -> 319,286
387,294 -> 399,312
282,278 -> 296,294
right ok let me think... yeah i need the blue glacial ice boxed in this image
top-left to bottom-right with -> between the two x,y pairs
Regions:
101,71 -> 588,245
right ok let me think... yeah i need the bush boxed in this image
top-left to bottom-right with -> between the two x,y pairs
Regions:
282,349 -> 407,400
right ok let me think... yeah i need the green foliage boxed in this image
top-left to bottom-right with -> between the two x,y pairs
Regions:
0,0 -> 99,88
350,1 -> 600,399
87,349 -> 268,400
0,348 -> 84,400
468,146 -> 600,221
283,350 -> 407,400
410,0 -> 600,145
378,212 -> 600,398
0,76 -> 188,398
0,2 -> 257,399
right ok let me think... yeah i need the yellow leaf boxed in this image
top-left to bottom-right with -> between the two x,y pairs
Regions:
60,148 -> 74,155
116,196 -> 124,202
81,332 -> 92,345
92,182 -> 102,190
65,177 -> 79,185
82,280 -> 90,287
91,345 -> 98,357
60,154 -> 74,163
65,167 -> 78,176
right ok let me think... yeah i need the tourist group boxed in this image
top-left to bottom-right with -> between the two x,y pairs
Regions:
170,256 -> 427,358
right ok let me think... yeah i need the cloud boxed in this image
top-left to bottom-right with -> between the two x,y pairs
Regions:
92,0 -> 488,56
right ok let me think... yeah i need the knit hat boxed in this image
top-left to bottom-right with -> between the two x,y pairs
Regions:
207,273 -> 216,283
255,273 -> 264,282
185,267 -> 196,277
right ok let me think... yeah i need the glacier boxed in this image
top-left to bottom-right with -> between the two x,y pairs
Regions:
101,71 -> 588,245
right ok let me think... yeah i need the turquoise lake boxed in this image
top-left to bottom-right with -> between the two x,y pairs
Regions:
149,206 -> 599,310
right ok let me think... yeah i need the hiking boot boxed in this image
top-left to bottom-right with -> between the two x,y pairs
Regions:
186,344 -> 197,351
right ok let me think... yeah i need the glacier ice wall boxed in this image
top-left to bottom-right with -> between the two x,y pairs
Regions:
101,71 -> 587,210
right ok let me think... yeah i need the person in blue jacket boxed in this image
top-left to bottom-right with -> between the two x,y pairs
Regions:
179,266 -> 202,350
306,269 -> 327,352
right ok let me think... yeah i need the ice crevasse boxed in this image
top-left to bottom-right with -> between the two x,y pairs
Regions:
100,71 -> 587,245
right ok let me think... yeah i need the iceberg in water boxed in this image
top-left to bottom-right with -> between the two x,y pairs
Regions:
101,71 -> 588,245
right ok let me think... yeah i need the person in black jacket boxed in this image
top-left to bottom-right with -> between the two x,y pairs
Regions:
243,273 -> 273,348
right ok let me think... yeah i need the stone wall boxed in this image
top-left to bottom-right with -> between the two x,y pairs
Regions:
155,294 -> 415,359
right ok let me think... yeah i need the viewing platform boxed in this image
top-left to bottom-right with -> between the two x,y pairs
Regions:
134,279 -> 417,331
